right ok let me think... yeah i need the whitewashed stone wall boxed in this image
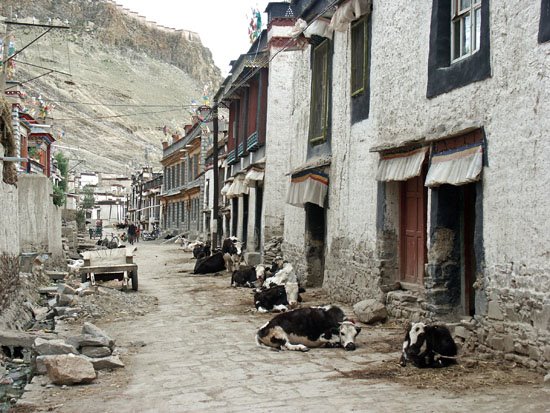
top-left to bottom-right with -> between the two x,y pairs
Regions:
322,27 -> 382,303
0,145 -> 19,256
263,34 -> 310,251
274,46 -> 313,283
18,175 -> 63,261
299,0 -> 549,369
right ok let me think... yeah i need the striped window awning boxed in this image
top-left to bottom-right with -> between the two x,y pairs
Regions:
376,147 -> 428,182
221,179 -> 233,196
226,174 -> 248,199
286,169 -> 329,208
329,0 -> 373,32
425,142 -> 483,187
244,167 -> 264,186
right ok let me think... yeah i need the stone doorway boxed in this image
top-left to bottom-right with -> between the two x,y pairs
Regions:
304,202 -> 326,287
427,182 -> 481,317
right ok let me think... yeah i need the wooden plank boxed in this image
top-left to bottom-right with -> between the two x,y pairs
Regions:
81,264 -> 137,274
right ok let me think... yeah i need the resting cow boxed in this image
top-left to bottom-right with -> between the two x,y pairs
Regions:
263,262 -> 295,288
231,265 -> 265,288
254,283 -> 305,313
222,237 -> 243,273
400,322 -> 457,368
193,242 -> 211,259
256,305 -> 361,352
193,252 -> 225,274
267,256 -> 284,277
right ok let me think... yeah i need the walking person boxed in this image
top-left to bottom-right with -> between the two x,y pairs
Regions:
135,225 -> 141,243
127,222 -> 137,245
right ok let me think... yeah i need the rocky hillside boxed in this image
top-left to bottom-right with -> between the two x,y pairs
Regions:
1,0 -> 222,173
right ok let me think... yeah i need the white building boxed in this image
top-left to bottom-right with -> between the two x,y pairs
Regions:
274,0 -> 549,370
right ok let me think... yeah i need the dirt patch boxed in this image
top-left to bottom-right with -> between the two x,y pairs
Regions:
336,359 -> 543,392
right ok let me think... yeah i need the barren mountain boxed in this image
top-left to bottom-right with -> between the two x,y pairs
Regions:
1,0 -> 222,173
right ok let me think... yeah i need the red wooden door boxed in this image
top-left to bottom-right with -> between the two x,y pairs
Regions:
400,175 -> 426,284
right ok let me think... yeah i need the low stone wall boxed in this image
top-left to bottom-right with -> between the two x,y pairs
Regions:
386,290 -> 428,322
463,263 -> 550,372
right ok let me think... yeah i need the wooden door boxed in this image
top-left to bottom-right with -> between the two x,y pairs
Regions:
400,175 -> 426,284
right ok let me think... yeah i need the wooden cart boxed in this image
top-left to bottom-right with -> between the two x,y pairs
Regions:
80,247 -> 138,291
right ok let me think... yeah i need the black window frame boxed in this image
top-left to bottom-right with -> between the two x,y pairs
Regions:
308,38 -> 331,146
427,0 -> 491,98
539,0 -> 550,43
351,13 -> 372,123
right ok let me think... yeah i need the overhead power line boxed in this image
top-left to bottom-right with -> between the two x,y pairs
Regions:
51,107 -> 184,121
51,100 -> 190,108
212,0 -> 340,113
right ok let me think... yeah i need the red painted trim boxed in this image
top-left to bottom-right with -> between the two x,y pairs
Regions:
267,18 -> 296,31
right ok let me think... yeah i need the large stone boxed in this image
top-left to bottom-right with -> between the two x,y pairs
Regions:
56,294 -> 77,307
353,299 -> 388,324
85,355 -> 125,370
82,323 -> 115,348
66,334 -> 111,350
487,300 -> 504,320
453,326 -> 471,340
0,330 -> 47,348
43,354 -> 96,385
35,355 -> 48,375
57,284 -> 76,295
34,338 -> 79,356
54,307 -> 81,317
80,346 -> 112,358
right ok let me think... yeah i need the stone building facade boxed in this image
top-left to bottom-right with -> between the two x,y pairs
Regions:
274,0 -> 549,371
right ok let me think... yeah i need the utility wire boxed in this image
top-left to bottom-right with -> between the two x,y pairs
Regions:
51,107 -> 183,121
2,27 -> 53,64
213,0 -> 340,112
51,100 -> 190,108
14,59 -> 72,76
5,70 -> 53,90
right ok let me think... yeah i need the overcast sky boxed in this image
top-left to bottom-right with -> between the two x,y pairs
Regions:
116,0 -> 271,76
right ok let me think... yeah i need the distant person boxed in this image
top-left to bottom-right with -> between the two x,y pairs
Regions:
89,227 -> 94,239
136,225 -> 141,242
128,222 -> 137,245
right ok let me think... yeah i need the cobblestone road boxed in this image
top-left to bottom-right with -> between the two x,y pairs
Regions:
18,243 -> 549,413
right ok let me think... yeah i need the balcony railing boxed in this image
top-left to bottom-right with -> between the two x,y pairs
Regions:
247,131 -> 259,152
227,149 -> 237,165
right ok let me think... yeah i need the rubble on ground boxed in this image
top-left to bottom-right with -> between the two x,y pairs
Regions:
32,322 -> 124,385
263,236 -> 283,264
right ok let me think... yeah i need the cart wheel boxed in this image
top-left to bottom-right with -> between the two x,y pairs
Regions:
81,273 -> 88,283
131,271 -> 138,291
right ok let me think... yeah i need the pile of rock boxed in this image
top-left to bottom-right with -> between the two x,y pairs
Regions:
34,322 -> 124,385
263,236 -> 283,264
29,281 -> 97,329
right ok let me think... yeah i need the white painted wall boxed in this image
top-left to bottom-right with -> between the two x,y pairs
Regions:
263,32 -> 311,244
0,145 -> 19,256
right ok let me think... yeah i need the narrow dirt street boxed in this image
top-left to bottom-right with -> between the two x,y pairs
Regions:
17,243 -> 549,413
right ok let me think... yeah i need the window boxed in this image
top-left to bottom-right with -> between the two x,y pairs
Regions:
309,39 -> 330,145
350,14 -> 371,123
451,0 -> 481,62
194,154 -> 199,179
351,17 -> 367,96
427,0 -> 490,98
540,0 -> 550,43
